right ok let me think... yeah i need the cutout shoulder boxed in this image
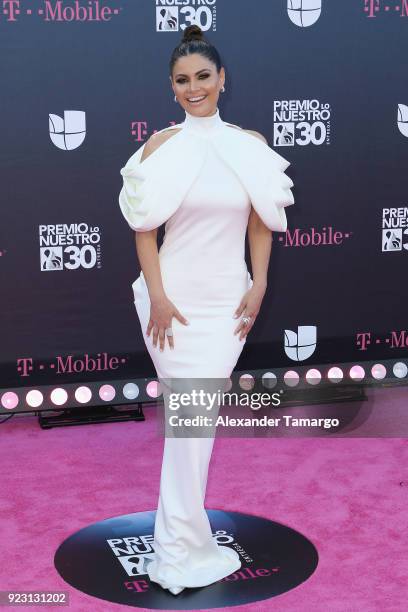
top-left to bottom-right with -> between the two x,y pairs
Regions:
226,124 -> 268,144
140,128 -> 182,163
244,129 -> 268,144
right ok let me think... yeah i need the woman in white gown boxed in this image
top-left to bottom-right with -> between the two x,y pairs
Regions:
118,25 -> 294,596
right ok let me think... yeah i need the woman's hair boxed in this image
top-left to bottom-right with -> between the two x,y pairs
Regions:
169,24 -> 222,76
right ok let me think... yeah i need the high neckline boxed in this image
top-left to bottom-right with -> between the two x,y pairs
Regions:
182,106 -> 224,136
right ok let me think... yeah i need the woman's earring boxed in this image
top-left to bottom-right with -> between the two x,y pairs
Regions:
221,86 -> 225,93
174,95 -> 177,102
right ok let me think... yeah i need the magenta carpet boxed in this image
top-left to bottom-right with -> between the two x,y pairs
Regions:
1,386 -> 407,612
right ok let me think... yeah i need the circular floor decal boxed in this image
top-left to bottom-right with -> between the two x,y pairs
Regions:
55,510 -> 318,609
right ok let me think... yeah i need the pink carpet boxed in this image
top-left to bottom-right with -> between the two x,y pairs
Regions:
1,385 -> 407,611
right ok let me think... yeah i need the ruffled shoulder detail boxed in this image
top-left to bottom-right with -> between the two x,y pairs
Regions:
118,120 -> 294,234
252,144 -> 294,233
118,125 -> 198,232
213,127 -> 294,232
118,145 -> 152,231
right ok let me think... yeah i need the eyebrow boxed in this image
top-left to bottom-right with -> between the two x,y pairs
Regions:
174,69 -> 210,78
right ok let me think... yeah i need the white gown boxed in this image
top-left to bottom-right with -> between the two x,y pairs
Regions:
118,107 -> 294,592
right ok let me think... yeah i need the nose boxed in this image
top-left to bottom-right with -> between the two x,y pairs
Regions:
187,79 -> 203,94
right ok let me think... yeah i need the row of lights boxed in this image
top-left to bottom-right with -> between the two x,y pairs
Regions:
252,362 -> 408,389
1,362 -> 407,411
1,382 -> 142,411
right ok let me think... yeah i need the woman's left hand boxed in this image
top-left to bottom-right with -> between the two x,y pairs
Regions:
233,283 -> 266,340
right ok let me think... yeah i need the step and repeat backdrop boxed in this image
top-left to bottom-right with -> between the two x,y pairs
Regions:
0,0 -> 407,390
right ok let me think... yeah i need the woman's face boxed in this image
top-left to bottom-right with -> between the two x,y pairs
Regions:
170,53 -> 225,117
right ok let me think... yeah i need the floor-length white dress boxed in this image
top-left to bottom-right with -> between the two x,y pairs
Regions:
118,107 -> 294,592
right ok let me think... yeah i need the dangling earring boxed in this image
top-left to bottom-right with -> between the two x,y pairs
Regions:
174,95 -> 177,102
221,86 -> 225,93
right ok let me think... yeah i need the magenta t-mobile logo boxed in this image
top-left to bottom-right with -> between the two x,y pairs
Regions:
364,0 -> 380,17
0,1 -> 121,22
364,0 -> 408,16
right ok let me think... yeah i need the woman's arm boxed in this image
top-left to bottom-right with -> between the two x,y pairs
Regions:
134,229 -> 166,303
247,205 -> 272,291
135,229 -> 189,350
134,134 -> 169,302
233,205 -> 272,340
133,135 -> 190,349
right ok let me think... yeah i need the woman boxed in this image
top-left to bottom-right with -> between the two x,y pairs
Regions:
118,25 -> 294,596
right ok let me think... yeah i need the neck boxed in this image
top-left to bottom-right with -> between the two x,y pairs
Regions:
182,106 -> 224,136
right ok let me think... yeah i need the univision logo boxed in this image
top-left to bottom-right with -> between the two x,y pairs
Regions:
49,110 -> 86,150
397,104 -> 408,137
284,326 -> 317,361
287,0 -> 322,27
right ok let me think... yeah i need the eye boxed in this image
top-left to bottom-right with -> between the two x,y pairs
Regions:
176,74 -> 209,84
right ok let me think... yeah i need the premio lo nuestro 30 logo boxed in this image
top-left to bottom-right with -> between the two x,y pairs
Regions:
382,208 -> 408,252
155,0 -> 217,32
273,99 -> 331,147
39,223 -> 102,271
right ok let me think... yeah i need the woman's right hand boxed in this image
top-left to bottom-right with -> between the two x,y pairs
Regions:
146,294 -> 189,351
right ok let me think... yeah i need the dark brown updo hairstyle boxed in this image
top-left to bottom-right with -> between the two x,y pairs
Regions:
169,24 -> 222,76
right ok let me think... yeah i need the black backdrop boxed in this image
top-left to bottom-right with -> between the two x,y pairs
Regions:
1,0 -> 407,388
